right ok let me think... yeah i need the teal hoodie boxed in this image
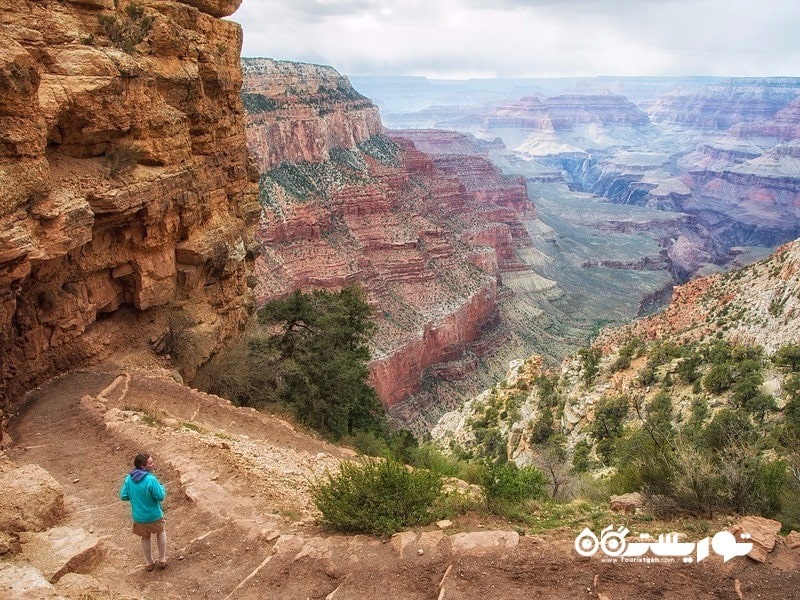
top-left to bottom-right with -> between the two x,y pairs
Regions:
119,470 -> 166,524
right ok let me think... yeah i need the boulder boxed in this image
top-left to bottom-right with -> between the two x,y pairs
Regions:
19,526 -> 102,582
0,563 -> 55,598
609,492 -> 643,514
729,516 -> 782,563
786,530 -> 800,551
0,464 -> 64,533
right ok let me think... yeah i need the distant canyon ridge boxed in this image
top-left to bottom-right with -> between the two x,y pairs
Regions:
242,63 -> 800,429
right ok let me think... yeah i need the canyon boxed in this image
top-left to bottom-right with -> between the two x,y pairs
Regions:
240,65 -> 800,428
358,76 -> 800,282
241,59 -> 558,428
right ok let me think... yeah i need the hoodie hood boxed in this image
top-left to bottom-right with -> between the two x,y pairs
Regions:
130,468 -> 150,483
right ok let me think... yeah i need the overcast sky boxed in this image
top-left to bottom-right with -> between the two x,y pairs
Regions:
232,0 -> 800,79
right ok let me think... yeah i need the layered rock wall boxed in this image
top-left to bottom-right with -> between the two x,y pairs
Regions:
0,0 -> 259,415
646,78 -> 800,129
241,61 -> 548,425
242,57 -> 383,170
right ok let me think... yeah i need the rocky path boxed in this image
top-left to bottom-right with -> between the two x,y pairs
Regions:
2,367 -> 800,599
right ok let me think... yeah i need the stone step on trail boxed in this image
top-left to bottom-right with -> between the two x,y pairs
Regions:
19,526 -> 103,583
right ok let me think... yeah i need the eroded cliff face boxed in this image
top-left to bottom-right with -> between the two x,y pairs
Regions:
242,58 -> 383,170
432,238 -> 800,469
0,0 -> 259,416
646,78 -> 800,130
242,62 -> 548,427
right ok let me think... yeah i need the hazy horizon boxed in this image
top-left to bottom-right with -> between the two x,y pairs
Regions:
233,1 -> 800,80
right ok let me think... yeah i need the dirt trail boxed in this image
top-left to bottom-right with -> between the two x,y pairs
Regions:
4,367 -> 800,599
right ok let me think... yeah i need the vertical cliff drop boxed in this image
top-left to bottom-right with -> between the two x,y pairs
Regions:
0,0 -> 259,423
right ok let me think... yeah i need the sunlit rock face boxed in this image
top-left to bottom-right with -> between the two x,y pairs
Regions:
0,0 -> 259,412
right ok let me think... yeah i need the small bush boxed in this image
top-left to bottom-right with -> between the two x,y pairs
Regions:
479,461 -> 547,509
703,363 -> 733,394
775,344 -> 800,372
106,143 -> 142,178
578,347 -> 602,384
311,459 -> 443,535
241,92 -> 279,114
98,4 -> 154,54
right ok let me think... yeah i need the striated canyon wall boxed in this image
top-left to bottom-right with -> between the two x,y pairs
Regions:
0,0 -> 259,418
242,58 -> 383,170
242,62 -> 545,427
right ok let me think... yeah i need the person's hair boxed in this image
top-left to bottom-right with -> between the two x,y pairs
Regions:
134,453 -> 151,469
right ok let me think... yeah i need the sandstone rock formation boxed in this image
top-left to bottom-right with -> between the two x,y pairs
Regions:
0,0 -> 259,420
242,57 -> 383,170
241,61 -> 556,428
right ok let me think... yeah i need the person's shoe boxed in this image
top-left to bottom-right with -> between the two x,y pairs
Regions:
156,560 -> 167,570
145,563 -> 155,572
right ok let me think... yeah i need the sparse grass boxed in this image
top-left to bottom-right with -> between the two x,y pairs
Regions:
357,134 -> 401,167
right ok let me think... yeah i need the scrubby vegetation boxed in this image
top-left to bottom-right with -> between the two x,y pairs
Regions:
357,134 -> 401,167
98,4 -> 154,54
197,285 -> 386,440
241,92 -> 280,114
433,335 -> 800,532
105,143 -> 143,179
311,458 -> 444,535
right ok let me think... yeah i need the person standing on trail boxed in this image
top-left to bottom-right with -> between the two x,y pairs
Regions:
120,452 -> 167,572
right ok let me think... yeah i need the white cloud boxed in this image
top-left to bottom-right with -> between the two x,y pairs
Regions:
231,0 -> 800,77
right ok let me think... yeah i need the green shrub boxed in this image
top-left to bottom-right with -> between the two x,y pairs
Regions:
357,134 -> 400,167
703,363 -> 733,393
479,461 -> 547,509
403,443 -> 466,479
677,353 -> 701,383
311,459 -> 443,535
578,347 -> 602,384
241,92 -> 279,114
703,409 -> 754,451
590,395 -> 629,463
611,338 -> 642,372
571,440 -> 594,473
534,374 -> 561,407
775,344 -> 800,372
530,407 -> 556,445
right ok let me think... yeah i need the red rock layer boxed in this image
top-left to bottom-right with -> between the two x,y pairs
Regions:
485,94 -> 649,131
733,98 -> 800,141
647,79 -> 800,130
241,58 -> 383,170
252,141 -> 505,409
242,60 -> 542,416
0,0 -> 259,414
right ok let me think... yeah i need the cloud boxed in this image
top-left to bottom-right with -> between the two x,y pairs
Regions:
232,0 -> 800,78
